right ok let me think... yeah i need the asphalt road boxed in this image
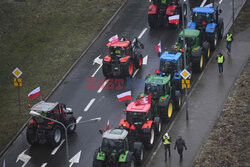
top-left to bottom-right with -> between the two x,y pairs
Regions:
0,0 -> 246,167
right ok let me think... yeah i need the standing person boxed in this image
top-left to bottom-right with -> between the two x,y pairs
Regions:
226,32 -> 233,56
174,136 -> 187,161
216,52 -> 225,75
162,132 -> 171,162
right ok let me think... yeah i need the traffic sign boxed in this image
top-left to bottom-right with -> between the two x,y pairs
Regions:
182,79 -> 190,88
12,67 -> 22,78
14,78 -> 22,87
180,69 -> 191,79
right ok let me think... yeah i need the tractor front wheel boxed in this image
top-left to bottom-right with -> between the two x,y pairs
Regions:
145,128 -> 155,149
154,117 -> 162,135
93,159 -> 103,167
67,116 -> 76,134
26,126 -> 38,145
120,156 -> 135,167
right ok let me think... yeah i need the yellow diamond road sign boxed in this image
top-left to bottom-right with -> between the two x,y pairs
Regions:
12,67 -> 22,78
180,69 -> 191,80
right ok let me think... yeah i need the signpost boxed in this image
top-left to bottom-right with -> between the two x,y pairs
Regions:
12,67 -> 22,112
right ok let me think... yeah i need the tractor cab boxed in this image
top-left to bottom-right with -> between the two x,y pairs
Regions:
191,7 -> 215,29
106,41 -> 131,58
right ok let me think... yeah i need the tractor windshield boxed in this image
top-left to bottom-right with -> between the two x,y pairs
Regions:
101,138 -> 124,153
126,112 -> 146,125
193,13 -> 213,25
160,60 -> 177,76
178,37 -> 195,48
145,84 -> 164,99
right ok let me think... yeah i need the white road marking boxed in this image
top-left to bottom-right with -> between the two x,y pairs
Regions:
132,69 -> 139,78
91,64 -> 103,77
51,139 -> 65,155
143,55 -> 148,65
219,0 -> 223,4
69,150 -> 82,167
84,98 -> 96,112
76,116 -> 82,123
92,55 -> 102,65
97,79 -> 110,93
138,28 -> 147,39
41,163 -> 47,167
16,149 -> 31,167
200,0 -> 207,7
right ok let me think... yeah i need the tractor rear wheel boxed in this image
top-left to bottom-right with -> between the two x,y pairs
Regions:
93,159 -> 103,167
218,19 -> 224,39
145,128 -> 155,149
174,96 -> 182,111
67,116 -> 76,134
202,41 -> 211,61
160,100 -> 174,122
120,156 -> 135,167
192,48 -> 204,72
154,117 -> 162,135
102,63 -> 112,78
208,32 -> 218,50
26,126 -> 38,145
133,142 -> 144,164
48,125 -> 62,147
148,14 -> 157,29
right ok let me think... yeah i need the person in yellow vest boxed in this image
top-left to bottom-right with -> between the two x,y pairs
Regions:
226,32 -> 233,56
216,52 -> 225,75
162,132 -> 171,162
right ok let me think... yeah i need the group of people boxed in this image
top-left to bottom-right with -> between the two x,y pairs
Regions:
162,133 -> 187,162
216,32 -> 233,75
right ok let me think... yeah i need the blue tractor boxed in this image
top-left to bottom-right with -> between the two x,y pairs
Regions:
186,6 -> 224,50
159,49 -> 191,110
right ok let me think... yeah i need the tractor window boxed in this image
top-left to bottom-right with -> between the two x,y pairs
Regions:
145,84 -> 165,98
193,13 -> 213,24
101,139 -> 124,153
186,37 -> 195,47
126,112 -> 146,124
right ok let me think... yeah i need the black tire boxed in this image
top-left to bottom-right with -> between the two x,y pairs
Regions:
218,18 -> 224,39
202,41 -> 211,61
207,31 -> 218,50
135,54 -> 143,69
48,125 -> 62,147
67,116 -> 76,134
133,142 -> 144,164
102,63 -> 112,78
179,2 -> 187,18
93,159 -> 103,167
191,48 -> 204,72
154,117 -> 162,135
174,95 -> 182,111
120,156 -> 135,167
144,127 -> 155,149
148,14 -> 157,29
159,100 -> 174,122
26,126 -> 38,145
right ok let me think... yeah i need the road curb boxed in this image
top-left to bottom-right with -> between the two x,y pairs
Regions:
0,0 -> 128,157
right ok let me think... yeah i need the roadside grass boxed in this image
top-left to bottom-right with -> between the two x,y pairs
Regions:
0,0 -> 124,152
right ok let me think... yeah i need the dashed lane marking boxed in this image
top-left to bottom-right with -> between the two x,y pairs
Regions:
84,98 -> 96,112
143,55 -> 148,65
41,163 -> 47,167
76,116 -> 82,123
51,139 -> 65,155
91,64 -> 103,77
219,0 -> 223,4
132,69 -> 139,78
97,79 -> 110,93
138,28 -> 148,39
200,0 -> 207,7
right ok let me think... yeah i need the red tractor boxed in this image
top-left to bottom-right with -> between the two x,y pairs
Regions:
102,37 -> 144,78
148,0 -> 187,28
119,98 -> 162,149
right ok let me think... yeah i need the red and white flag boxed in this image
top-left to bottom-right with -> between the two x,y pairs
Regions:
106,120 -> 110,131
204,3 -> 213,8
117,91 -> 132,102
109,34 -> 119,43
169,15 -> 180,24
134,93 -> 152,106
28,86 -> 41,99
155,42 -> 161,53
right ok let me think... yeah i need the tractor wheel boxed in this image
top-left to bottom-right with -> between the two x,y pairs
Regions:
154,117 -> 162,135
133,142 -> 144,164
102,63 -> 112,78
218,19 -> 224,39
93,159 -> 103,167
202,41 -> 211,61
208,32 -> 218,50
179,2 -> 187,17
48,125 -> 62,147
120,156 -> 135,167
191,48 -> 204,72
174,95 -> 182,111
67,116 -> 76,134
135,54 -> 143,69
148,14 -> 157,29
160,100 -> 174,122
145,128 -> 155,149
26,126 -> 38,145
126,60 -> 134,77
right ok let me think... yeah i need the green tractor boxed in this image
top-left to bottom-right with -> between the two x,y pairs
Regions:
93,128 -> 144,167
174,29 -> 211,72
138,73 -> 180,122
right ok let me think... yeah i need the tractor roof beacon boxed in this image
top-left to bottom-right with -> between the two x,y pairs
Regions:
93,128 -> 144,167
26,101 -> 76,147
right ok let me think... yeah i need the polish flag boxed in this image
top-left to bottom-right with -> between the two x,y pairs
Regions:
169,15 -> 180,24
117,91 -> 132,102
134,93 -> 152,106
28,86 -> 41,99
106,120 -> 110,131
155,42 -> 161,53
204,3 -> 213,8
109,34 -> 119,43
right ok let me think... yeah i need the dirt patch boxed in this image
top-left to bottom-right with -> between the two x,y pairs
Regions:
0,0 -> 124,152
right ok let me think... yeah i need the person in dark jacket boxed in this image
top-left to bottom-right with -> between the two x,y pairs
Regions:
174,136 -> 187,161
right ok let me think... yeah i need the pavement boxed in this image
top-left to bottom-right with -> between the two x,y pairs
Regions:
0,0 -> 248,167
147,12 -> 250,167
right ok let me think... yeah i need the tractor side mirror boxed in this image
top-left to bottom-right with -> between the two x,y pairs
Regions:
99,129 -> 104,135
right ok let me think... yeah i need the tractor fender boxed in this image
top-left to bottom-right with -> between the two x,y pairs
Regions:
166,5 -> 178,15
158,96 -> 171,108
148,4 -> 158,15
119,119 -> 130,129
186,21 -> 196,29
133,142 -> 143,155
141,120 -> 153,129
104,55 -> 111,62
120,56 -> 130,63
205,23 -> 217,33
94,149 -> 105,161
